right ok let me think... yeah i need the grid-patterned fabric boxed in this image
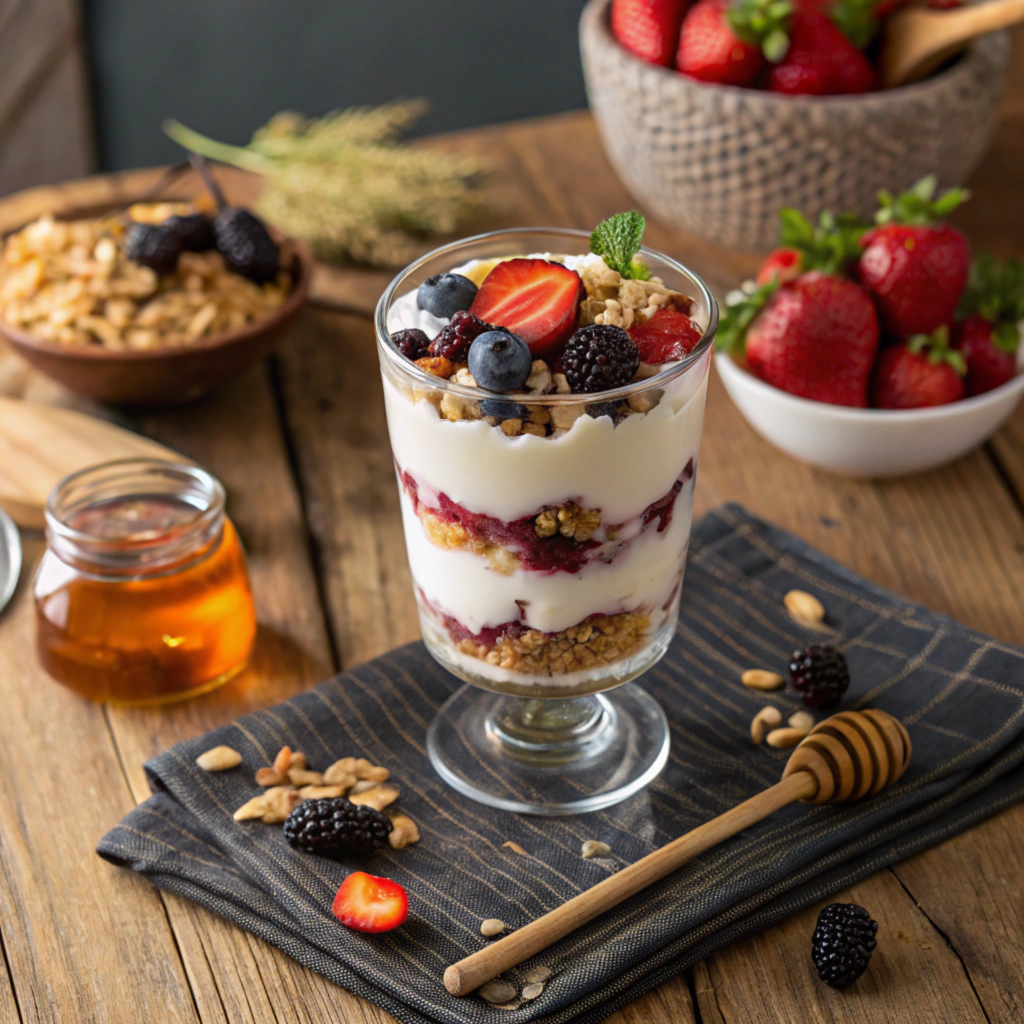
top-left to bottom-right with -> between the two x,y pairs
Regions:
99,505 -> 1024,1024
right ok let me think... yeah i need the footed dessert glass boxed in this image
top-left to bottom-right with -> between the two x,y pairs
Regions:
376,229 -> 717,814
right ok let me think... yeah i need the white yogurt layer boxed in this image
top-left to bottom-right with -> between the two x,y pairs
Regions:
400,477 -> 694,636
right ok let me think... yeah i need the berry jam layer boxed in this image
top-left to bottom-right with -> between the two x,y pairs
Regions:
399,460 -> 692,576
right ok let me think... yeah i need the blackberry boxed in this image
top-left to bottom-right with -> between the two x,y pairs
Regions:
429,310 -> 496,362
789,643 -> 850,709
562,325 -> 640,394
392,328 -> 431,361
125,222 -> 182,275
164,212 -> 215,252
283,797 -> 392,855
586,400 -> 621,422
213,207 -> 280,284
812,903 -> 878,989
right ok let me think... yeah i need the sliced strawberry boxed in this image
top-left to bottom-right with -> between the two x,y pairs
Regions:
333,872 -> 408,933
628,307 -> 703,363
470,259 -> 583,360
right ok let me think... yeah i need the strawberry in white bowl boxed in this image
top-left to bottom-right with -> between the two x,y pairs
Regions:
715,178 -> 1024,477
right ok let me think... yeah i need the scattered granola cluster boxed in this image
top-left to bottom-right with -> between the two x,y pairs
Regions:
456,610 -> 652,677
0,211 -> 291,350
576,258 -> 691,330
196,744 -> 420,850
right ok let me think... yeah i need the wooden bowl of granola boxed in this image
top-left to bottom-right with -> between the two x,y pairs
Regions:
0,204 -> 312,406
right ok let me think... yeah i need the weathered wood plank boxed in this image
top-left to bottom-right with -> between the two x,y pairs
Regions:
702,873 -> 988,1023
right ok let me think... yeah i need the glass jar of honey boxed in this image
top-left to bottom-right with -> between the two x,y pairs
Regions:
34,458 -> 256,705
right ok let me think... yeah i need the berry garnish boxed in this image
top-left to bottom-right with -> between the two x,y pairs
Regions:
392,328 -> 431,361
470,258 -> 583,360
788,643 -> 850,709
125,222 -> 183,275
480,398 -> 528,422
214,207 -> 280,284
468,330 -> 533,391
812,903 -> 878,989
333,871 -> 409,933
586,400 -> 622,422
163,212 -> 215,252
283,798 -> 393,855
417,273 -> 478,319
562,324 -> 640,393
628,308 -> 703,363
429,310 -> 496,362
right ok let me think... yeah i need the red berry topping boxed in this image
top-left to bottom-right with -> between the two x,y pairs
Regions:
429,310 -> 496,362
332,871 -> 408,934
628,307 -> 703,363
470,258 -> 583,360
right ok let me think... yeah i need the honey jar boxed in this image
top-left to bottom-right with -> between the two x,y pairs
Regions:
34,458 -> 256,704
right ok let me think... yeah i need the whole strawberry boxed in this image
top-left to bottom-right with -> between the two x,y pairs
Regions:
872,326 -> 966,408
767,9 -> 875,95
857,176 -> 971,338
612,0 -> 690,66
676,0 -> 791,87
953,254 -> 1024,396
718,270 -> 879,406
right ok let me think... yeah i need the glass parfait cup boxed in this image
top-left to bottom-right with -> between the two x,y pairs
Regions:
376,229 -> 717,814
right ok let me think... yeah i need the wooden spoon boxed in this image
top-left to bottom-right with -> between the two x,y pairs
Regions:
0,398 -> 183,528
444,708 -> 911,997
881,0 -> 1024,88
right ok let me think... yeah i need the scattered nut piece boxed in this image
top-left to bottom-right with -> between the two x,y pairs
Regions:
751,706 -> 784,745
348,784 -> 400,811
290,751 -> 308,771
479,980 -> 517,1005
260,786 -> 302,823
788,711 -> 815,733
233,796 -> 268,822
741,669 -> 785,692
784,590 -> 826,627
196,745 -> 242,772
256,767 -> 286,787
298,785 -> 347,799
287,767 -> 324,786
388,813 -> 421,849
349,779 -> 380,796
480,918 -> 506,937
523,966 -> 552,984
273,746 -> 293,773
354,758 -> 390,782
502,841 -> 526,854
766,727 -> 807,750
581,840 -> 611,859
521,982 -> 545,1000
323,757 -> 357,785
415,355 -> 455,378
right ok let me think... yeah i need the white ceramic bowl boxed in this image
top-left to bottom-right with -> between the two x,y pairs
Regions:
716,352 -> 1024,478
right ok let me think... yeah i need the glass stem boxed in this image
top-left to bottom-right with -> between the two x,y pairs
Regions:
485,694 -> 614,765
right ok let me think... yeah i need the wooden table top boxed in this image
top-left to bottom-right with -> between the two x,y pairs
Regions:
0,53 -> 1022,1023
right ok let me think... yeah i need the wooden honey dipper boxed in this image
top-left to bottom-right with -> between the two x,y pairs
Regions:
444,708 -> 911,997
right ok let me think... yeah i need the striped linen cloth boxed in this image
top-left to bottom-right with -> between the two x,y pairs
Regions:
99,505 -> 1024,1024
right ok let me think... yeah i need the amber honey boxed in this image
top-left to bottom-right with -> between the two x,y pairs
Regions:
34,460 -> 256,705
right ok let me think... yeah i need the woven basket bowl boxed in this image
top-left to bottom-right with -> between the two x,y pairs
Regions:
580,0 -> 1010,251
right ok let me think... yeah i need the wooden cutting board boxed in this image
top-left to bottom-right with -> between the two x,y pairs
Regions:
0,398 -> 183,528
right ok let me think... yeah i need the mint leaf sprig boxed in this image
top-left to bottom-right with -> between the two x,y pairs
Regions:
589,211 -> 651,281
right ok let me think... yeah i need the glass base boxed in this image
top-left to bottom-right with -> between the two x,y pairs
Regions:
426,681 -> 669,815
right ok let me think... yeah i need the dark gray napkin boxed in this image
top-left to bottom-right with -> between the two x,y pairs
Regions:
98,504 -> 1024,1024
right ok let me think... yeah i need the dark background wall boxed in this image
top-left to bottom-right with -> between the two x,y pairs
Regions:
84,0 -> 592,171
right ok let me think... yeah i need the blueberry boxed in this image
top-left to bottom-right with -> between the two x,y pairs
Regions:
468,330 -> 534,392
417,273 -> 478,319
480,399 -> 529,422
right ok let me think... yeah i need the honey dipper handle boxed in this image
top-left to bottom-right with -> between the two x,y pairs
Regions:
443,770 -> 818,996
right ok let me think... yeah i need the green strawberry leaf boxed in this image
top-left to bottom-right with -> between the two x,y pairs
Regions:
957,252 -> 1024,352
727,0 -> 792,61
828,0 -> 882,50
590,211 -> 651,280
715,279 -> 778,355
908,325 -> 966,374
875,175 -> 970,226
778,207 -> 868,275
